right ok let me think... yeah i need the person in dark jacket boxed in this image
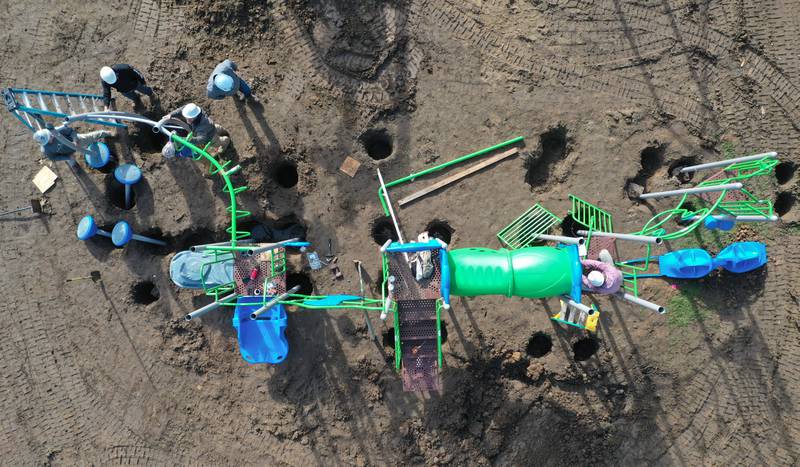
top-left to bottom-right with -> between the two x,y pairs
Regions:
206,59 -> 252,101
100,64 -> 153,107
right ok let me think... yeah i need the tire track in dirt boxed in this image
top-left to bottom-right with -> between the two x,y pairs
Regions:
271,1 -> 424,113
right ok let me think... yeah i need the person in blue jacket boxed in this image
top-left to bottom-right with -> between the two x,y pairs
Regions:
207,59 -> 252,101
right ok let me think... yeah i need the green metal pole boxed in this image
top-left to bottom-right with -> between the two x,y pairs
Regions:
378,136 -> 525,215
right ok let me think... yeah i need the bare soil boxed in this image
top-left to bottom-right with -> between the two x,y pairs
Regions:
1,0 -> 799,465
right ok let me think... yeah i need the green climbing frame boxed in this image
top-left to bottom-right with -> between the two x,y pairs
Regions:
169,133 -> 252,304
497,204 -> 560,249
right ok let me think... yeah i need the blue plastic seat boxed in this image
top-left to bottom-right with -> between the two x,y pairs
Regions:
714,242 -> 767,273
658,249 -> 714,279
232,296 -> 288,364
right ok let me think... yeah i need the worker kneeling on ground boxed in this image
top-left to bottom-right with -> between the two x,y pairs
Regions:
157,103 -> 230,158
33,126 -> 112,161
580,249 -> 622,295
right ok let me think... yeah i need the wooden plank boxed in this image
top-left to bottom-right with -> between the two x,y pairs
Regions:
398,148 -> 519,206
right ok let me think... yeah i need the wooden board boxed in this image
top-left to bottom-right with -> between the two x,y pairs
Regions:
398,148 -> 519,206
339,156 -> 361,177
32,166 -> 58,193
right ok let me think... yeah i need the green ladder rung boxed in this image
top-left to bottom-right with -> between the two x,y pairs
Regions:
223,185 -> 249,194
226,228 -> 251,240
228,207 -> 252,218
209,160 -> 232,175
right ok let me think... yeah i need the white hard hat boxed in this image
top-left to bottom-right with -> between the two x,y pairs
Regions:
33,129 -> 52,145
214,74 -> 234,92
588,270 -> 605,287
181,103 -> 201,119
100,66 -> 117,84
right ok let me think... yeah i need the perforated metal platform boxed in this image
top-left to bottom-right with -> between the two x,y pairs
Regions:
232,249 -> 287,296
397,299 -> 440,392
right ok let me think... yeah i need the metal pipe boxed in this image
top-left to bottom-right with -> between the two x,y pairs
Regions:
639,182 -> 743,200
563,297 -> 593,314
679,152 -> 778,173
190,239 -> 253,252
377,168 -> 409,262
379,238 -> 392,252
681,214 -> 779,222
245,238 -> 301,256
185,293 -> 238,321
577,230 -> 662,245
615,292 -> 665,314
537,234 -> 585,245
0,206 -> 33,217
250,285 -> 300,319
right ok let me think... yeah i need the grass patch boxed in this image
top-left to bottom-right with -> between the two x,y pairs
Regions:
667,283 -> 710,327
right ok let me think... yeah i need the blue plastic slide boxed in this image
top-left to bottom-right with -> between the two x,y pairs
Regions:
169,250 -> 234,289
232,296 -> 289,364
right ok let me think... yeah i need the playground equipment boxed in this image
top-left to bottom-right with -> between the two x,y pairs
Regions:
77,214 -> 167,247
77,215 -> 112,241
3,87 -> 123,159
84,142 -> 112,169
623,241 -> 767,279
0,199 -> 43,218
12,93 -> 777,393
114,164 -> 142,209
111,221 -> 167,247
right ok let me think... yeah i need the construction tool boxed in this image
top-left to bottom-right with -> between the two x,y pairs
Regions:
328,256 -> 343,280
354,259 -> 376,339
0,199 -> 43,218
64,270 -> 102,283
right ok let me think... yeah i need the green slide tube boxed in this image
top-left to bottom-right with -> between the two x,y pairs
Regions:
447,247 -> 575,299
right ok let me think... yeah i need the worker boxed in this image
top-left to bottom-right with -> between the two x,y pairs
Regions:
580,257 -> 622,295
100,64 -> 153,107
33,126 -> 112,161
206,59 -> 252,101
157,103 -> 230,158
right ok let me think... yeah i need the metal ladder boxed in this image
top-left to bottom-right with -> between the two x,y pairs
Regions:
3,87 -> 126,131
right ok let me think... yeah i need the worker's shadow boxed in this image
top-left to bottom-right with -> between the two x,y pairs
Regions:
234,99 -> 280,164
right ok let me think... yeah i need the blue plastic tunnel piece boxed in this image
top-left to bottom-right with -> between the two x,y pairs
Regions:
232,296 -> 289,364
704,216 -> 735,231
169,250 -> 234,289
658,249 -> 714,279
714,241 -> 767,273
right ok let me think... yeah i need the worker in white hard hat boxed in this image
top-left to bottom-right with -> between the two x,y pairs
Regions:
100,64 -> 153,108
32,125 -> 112,161
207,59 -> 252,101
580,257 -> 622,295
157,103 -> 230,158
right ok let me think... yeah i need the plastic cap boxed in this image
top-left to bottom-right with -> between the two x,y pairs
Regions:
214,73 -> 234,92
181,103 -> 201,119
100,66 -> 117,84
33,129 -> 51,145
588,270 -> 605,287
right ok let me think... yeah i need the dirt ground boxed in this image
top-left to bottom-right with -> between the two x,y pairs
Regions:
1,0 -> 800,465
